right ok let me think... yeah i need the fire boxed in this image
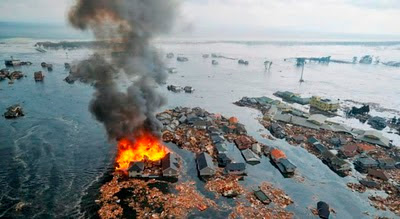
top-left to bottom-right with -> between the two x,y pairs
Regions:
115,133 -> 169,171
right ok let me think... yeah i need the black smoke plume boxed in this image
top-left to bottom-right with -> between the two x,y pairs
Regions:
67,0 -> 179,139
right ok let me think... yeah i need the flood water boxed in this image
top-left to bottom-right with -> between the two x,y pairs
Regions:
0,38 -> 399,218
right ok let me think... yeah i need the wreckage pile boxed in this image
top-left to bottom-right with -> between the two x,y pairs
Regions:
3,105 -> 24,119
0,69 -> 24,82
98,174 -> 217,219
159,107 -> 250,156
229,182 -> 294,219
235,96 -> 400,215
205,174 -> 244,198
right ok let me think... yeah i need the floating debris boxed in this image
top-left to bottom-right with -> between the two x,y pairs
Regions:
4,105 -> 24,119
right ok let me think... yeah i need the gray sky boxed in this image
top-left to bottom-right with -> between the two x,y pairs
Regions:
1,0 -> 400,39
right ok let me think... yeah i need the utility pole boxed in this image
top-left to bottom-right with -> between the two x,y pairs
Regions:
297,58 -> 305,83
299,63 -> 305,83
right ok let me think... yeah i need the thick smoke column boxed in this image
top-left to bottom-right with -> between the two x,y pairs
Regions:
68,0 -> 179,139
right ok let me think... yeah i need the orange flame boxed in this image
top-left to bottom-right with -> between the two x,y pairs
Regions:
115,133 -> 169,171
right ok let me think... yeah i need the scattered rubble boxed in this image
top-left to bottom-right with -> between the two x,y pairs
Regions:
212,60 -> 219,65
166,52 -> 174,59
229,182 -> 294,219
4,105 -> 24,119
65,63 -> 71,69
347,182 -> 366,193
205,174 -> 244,197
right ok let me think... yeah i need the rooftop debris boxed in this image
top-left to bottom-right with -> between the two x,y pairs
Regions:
264,60 -> 273,70
0,69 -> 9,81
310,96 -> 340,113
317,201 -> 330,219
166,67 -> 177,74
167,85 -> 194,93
34,71 -> 44,82
274,91 -> 310,105
4,105 -> 24,119
368,116 -> 387,131
238,59 -> 249,65
183,86 -> 194,93
9,71 -> 24,80
359,55 -> 373,64
64,75 -> 75,84
177,56 -> 189,62
4,57 -> 32,67
270,149 -> 296,176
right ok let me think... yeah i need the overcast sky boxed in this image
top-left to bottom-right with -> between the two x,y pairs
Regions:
1,0 -> 400,39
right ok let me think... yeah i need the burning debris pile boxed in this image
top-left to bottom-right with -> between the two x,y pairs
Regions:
115,133 -> 169,171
